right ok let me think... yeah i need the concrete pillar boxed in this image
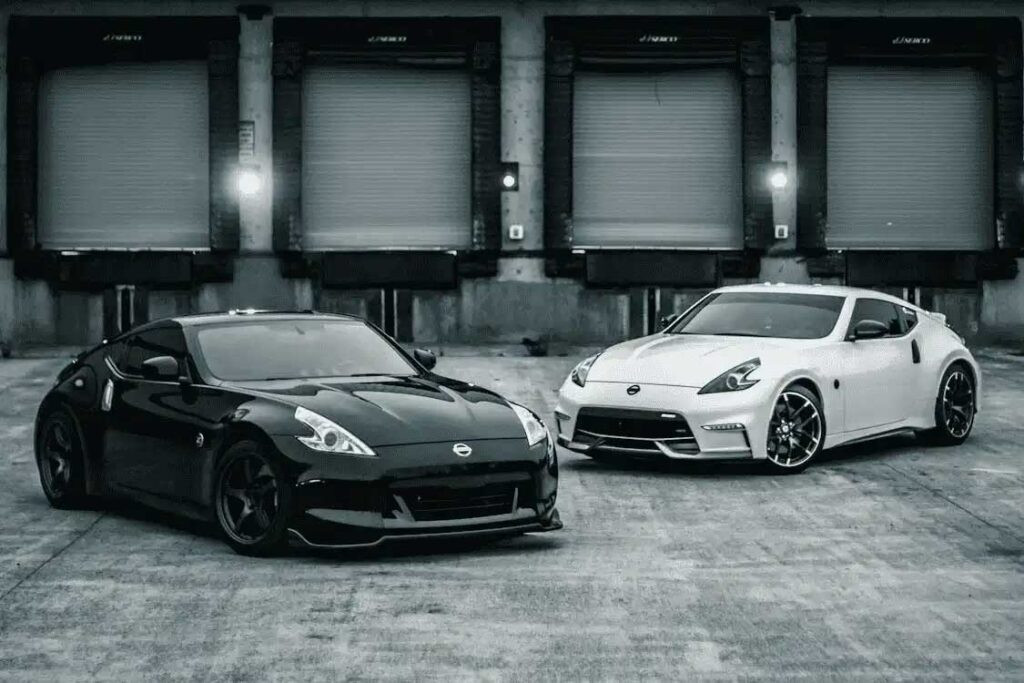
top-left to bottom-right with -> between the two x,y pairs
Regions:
0,10 -> 11,347
500,5 -> 544,253
238,11 -> 273,253
769,11 -> 798,254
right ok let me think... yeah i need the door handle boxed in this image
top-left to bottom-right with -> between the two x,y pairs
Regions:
911,339 -> 921,364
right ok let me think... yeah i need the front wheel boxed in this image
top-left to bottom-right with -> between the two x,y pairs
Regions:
214,440 -> 292,556
764,385 -> 825,474
35,407 -> 90,508
920,364 -> 976,446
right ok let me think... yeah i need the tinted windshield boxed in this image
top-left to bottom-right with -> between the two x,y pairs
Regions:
194,320 -> 417,381
667,292 -> 845,339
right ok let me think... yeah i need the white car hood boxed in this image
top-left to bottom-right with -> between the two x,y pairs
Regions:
587,334 -> 792,388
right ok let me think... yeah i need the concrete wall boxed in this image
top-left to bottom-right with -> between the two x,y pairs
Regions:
1,0 -> 1024,350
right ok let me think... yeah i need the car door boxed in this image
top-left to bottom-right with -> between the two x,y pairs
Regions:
838,298 -> 917,433
102,325 -> 200,502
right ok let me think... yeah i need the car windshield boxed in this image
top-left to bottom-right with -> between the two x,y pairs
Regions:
194,319 -> 417,381
667,292 -> 846,339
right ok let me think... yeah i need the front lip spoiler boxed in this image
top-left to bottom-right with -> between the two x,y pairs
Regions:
557,435 -> 753,461
287,510 -> 563,550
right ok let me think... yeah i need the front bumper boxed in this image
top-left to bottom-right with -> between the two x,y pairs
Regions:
555,378 -> 777,461
271,435 -> 561,548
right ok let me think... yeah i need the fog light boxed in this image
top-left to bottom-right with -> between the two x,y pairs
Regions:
701,422 -> 745,431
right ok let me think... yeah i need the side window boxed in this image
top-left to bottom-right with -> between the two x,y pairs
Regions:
121,327 -> 187,377
848,298 -> 903,337
901,306 -> 918,333
104,339 -> 127,369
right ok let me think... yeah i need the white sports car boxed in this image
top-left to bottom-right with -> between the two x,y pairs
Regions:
555,284 -> 980,473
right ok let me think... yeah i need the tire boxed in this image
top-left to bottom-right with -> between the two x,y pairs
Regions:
763,384 -> 825,475
213,440 -> 292,557
35,407 -> 90,509
920,363 -> 976,447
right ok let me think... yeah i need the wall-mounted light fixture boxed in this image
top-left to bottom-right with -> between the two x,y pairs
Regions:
766,161 -> 790,191
236,164 -> 263,197
500,162 -> 519,192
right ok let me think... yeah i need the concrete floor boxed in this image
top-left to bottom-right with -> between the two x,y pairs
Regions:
1,349 -> 1023,681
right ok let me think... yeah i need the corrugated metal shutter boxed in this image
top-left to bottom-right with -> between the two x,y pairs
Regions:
572,69 -> 743,249
38,62 -> 210,249
302,66 -> 471,250
826,66 -> 994,250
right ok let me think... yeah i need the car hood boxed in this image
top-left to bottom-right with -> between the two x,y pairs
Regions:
229,375 -> 526,447
587,334 -> 794,388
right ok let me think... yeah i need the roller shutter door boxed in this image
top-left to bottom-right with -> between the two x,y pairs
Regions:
38,62 -> 210,249
302,66 -> 472,250
826,66 -> 994,250
572,69 -> 743,249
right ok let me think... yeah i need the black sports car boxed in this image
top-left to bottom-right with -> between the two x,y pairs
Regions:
34,311 -> 561,555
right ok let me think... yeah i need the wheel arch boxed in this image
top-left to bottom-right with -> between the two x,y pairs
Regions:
781,376 -> 827,434
35,396 -> 101,496
935,356 -> 980,419
204,414 -> 297,510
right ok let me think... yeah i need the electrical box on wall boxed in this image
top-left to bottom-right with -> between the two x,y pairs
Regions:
774,224 -> 789,240
508,224 -> 524,241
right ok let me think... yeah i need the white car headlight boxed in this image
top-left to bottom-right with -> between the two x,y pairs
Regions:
570,354 -> 599,387
294,406 -> 376,456
698,358 -> 761,395
510,403 -> 549,447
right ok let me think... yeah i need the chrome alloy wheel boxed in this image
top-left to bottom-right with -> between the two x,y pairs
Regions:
40,418 -> 74,497
941,370 -> 975,439
217,453 -> 281,544
766,391 -> 823,469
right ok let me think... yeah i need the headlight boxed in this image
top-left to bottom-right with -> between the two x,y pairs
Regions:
294,406 -> 376,456
698,358 -> 761,395
570,354 -> 599,387
510,403 -> 549,447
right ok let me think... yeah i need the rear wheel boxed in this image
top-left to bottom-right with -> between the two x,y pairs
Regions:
35,407 -> 89,509
921,363 -> 975,446
214,440 -> 292,556
764,385 -> 825,474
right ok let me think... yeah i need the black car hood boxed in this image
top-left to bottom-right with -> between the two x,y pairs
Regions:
229,375 -> 526,447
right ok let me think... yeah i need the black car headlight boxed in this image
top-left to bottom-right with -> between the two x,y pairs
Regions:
294,406 -> 376,456
570,354 -> 599,388
698,358 -> 761,395
510,403 -> 549,447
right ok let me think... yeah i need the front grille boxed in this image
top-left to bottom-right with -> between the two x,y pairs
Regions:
574,408 -> 696,455
575,408 -> 693,440
388,482 -> 527,522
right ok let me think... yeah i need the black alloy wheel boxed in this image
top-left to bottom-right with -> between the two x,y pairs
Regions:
923,364 -> 976,446
765,385 -> 825,474
215,440 -> 291,556
36,408 -> 88,508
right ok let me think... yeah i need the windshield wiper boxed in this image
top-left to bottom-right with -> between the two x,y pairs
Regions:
708,332 -> 771,338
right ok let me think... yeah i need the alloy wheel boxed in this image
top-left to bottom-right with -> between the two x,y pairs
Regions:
218,453 -> 281,544
40,418 -> 75,497
941,370 -> 975,439
766,391 -> 823,469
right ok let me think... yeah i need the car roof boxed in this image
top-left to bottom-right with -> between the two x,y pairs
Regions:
714,283 -> 917,307
171,310 -> 361,328
113,311 -> 362,336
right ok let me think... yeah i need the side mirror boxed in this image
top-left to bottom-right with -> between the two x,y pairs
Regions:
413,348 -> 437,371
141,355 -> 181,381
848,319 -> 889,341
659,314 -> 678,330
